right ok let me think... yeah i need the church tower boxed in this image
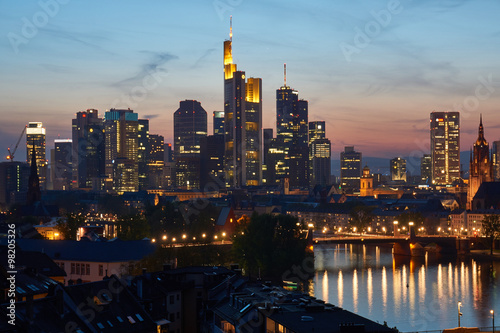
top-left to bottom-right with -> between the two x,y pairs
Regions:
360,165 -> 374,197
467,115 -> 493,209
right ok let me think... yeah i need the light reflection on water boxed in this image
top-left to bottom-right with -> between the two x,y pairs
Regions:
311,244 -> 499,332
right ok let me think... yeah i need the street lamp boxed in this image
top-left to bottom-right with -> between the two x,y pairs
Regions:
458,301 -> 462,327
491,310 -> 495,333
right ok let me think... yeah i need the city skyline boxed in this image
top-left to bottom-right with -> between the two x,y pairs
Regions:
2,1 -> 500,162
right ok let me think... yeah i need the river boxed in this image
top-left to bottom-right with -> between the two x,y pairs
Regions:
311,243 -> 499,332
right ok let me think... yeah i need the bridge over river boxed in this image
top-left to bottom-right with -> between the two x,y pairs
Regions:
312,233 -> 470,256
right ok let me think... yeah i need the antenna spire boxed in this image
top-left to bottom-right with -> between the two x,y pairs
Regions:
229,16 -> 232,41
284,63 -> 287,86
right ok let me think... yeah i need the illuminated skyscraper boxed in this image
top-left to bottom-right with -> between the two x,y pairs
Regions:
420,154 -> 432,184
309,121 -> 330,187
493,141 -> 500,181
467,116 -> 493,209
104,108 -> 139,194
390,157 -> 407,182
138,119 -> 149,190
148,134 -> 164,189
173,100 -> 207,189
0,162 -> 29,207
223,18 -> 262,187
276,65 -> 308,188
430,111 -> 460,185
200,135 -> 225,190
72,109 -> 105,189
53,139 -> 72,191
26,122 -> 47,190
340,146 -> 362,191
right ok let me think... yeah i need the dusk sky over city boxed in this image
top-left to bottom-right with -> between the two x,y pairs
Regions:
1,0 -> 500,162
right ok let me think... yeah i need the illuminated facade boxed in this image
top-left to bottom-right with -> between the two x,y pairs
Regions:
213,111 -> 224,136
340,146 -> 362,191
467,116 -> 493,209
173,100 -> 207,189
147,134 -> 164,189
390,157 -> 407,182
276,66 -> 309,188
360,166 -> 374,197
420,154 -> 432,184
223,19 -> 262,187
104,109 -> 139,194
26,122 -> 47,190
430,111 -> 460,185
492,141 -> 500,181
262,128 -> 273,185
138,119 -> 149,190
309,121 -> 330,187
72,109 -> 105,189
53,139 -> 72,191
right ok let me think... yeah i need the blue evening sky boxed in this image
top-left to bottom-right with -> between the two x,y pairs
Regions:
1,0 -> 500,162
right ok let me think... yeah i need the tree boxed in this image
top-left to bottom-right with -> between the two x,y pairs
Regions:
349,205 -> 374,233
397,211 -> 425,233
232,213 -> 307,279
482,214 -> 500,255
116,214 -> 150,240
56,213 -> 84,240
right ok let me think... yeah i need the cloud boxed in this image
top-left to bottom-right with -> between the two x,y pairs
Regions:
143,114 -> 160,119
191,48 -> 216,69
39,26 -> 114,54
112,51 -> 177,88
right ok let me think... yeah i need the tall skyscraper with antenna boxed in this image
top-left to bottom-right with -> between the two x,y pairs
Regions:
223,17 -> 262,187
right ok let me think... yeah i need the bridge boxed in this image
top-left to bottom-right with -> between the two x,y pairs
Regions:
312,233 -> 470,256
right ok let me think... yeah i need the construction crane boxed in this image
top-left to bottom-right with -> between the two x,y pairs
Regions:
6,125 -> 27,161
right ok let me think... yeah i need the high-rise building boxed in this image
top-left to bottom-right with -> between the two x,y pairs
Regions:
26,122 -> 47,190
173,100 -> 207,189
147,134 -> 164,189
340,146 -> 362,191
492,141 -> 500,181
138,119 -> 149,190
276,65 -> 308,188
223,18 -> 262,187
213,111 -> 224,136
430,111 -> 460,185
72,109 -> 105,190
310,138 -> 331,187
0,162 -> 29,207
309,121 -> 330,187
53,139 -> 72,191
390,157 -> 407,182
420,154 -> 432,184
200,135 -> 225,190
262,128 -> 273,185
164,143 -> 173,163
104,108 -> 139,194
467,116 -> 493,209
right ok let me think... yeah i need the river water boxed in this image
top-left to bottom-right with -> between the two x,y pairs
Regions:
311,243 -> 499,332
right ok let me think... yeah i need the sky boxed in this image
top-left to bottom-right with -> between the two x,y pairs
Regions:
1,0 -> 500,167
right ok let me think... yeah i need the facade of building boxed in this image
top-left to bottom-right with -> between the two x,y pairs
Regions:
390,157 -> 407,182
360,165 -> 374,196
72,109 -> 105,190
26,122 -> 47,190
52,139 -> 72,191
308,121 -> 330,187
104,109 -> 139,194
276,69 -> 309,188
420,154 -> 432,184
340,146 -> 362,191
492,140 -> 500,181
467,116 -> 493,209
213,110 -> 224,136
0,161 -> 29,207
200,135 -> 225,190
138,119 -> 149,190
430,111 -> 460,185
223,21 -> 262,188
262,128 -> 273,185
173,100 -> 207,190
147,134 -> 164,189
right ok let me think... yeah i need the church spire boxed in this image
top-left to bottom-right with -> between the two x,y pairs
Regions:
476,114 -> 486,145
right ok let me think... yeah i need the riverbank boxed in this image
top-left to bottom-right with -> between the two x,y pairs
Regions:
469,249 -> 500,261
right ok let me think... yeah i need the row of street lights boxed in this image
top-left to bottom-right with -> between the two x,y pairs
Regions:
457,301 -> 494,332
151,232 -> 227,244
